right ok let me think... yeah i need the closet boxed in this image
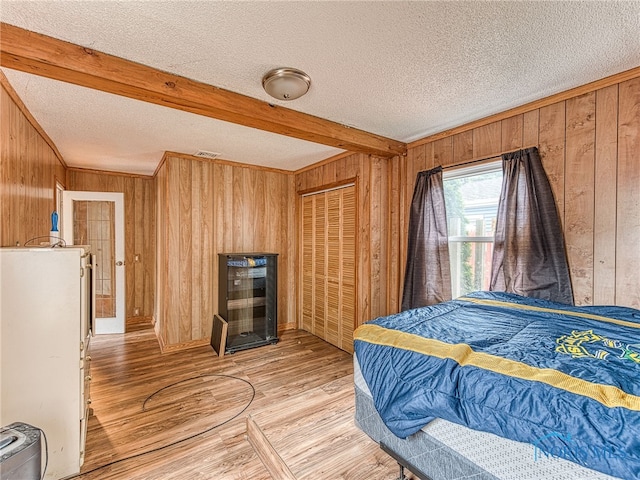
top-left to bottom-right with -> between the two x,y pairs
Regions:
301,184 -> 356,353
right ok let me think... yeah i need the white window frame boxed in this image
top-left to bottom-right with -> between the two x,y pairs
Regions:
442,159 -> 502,181
443,160 -> 502,297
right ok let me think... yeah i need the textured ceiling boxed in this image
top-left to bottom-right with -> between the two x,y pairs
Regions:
1,1 -> 639,175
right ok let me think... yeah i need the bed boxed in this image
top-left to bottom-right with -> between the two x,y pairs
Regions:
353,291 -> 640,480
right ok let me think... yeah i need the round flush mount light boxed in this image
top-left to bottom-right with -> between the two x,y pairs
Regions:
262,67 -> 311,101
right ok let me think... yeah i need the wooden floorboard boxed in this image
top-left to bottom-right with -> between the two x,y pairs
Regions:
246,416 -> 297,480
80,325 -> 413,479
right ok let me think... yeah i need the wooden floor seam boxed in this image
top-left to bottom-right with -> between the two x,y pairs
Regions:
81,325 -> 418,479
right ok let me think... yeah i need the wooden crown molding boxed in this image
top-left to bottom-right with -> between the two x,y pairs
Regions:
160,150 -> 295,176
66,166 -> 154,179
409,65 -> 640,149
294,151 -> 361,175
0,22 -> 406,158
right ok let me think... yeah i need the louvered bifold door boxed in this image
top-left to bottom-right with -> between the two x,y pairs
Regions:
300,185 -> 356,353
301,196 -> 314,333
314,193 -> 327,339
326,191 -> 341,347
340,187 -> 356,352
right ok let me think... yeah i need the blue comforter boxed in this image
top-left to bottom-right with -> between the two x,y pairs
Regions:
354,291 -> 640,479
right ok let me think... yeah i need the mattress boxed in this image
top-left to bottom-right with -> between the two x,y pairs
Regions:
354,353 -> 619,480
354,291 -> 640,478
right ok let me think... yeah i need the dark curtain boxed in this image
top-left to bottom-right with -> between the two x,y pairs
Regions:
401,166 -> 452,310
490,147 -> 574,305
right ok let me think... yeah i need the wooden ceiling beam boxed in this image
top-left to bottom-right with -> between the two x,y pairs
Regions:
0,23 -> 406,157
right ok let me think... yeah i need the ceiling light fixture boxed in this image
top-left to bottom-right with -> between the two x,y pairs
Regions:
262,67 -> 311,101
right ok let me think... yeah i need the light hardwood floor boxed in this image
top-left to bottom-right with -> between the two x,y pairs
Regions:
79,323 -> 417,479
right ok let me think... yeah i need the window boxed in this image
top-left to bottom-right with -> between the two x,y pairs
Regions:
443,161 -> 502,298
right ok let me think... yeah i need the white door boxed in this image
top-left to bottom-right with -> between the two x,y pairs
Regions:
62,191 -> 125,334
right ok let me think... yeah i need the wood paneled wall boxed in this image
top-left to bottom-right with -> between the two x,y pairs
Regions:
295,153 -> 392,329
1,80 -> 66,247
5,65 -> 639,353
390,75 -> 640,310
155,154 -> 296,351
67,169 -> 156,321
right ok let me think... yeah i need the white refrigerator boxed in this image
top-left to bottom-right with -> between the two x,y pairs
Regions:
0,246 -> 93,480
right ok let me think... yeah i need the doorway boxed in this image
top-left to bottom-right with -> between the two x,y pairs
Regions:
62,191 -> 125,334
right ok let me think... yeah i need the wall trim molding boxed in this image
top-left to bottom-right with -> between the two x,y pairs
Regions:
67,166 -> 153,179
156,150 -> 294,177
409,65 -> 640,149
294,151 -> 359,175
157,334 -> 210,353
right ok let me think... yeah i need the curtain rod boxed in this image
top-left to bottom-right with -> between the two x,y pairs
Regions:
442,155 -> 500,170
441,145 -> 537,170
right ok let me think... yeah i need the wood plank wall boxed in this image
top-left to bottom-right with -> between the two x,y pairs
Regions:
155,154 -> 296,351
1,80 -> 66,247
391,75 -> 640,310
5,68 -> 639,353
67,169 -> 156,321
295,153 -> 392,329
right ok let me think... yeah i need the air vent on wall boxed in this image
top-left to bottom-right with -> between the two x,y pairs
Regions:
193,150 -> 221,159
